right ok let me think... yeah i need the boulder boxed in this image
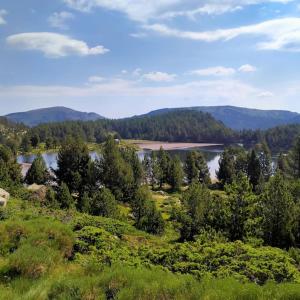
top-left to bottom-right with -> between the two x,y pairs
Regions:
0,196 -> 7,207
0,188 -> 10,200
27,184 -> 47,202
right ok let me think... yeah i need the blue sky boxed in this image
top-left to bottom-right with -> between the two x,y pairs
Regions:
1,0 -> 300,118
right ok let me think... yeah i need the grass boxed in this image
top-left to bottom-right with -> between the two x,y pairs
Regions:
1,195 -> 300,299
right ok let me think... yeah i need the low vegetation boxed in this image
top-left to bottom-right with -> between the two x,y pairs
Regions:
2,131 -> 300,298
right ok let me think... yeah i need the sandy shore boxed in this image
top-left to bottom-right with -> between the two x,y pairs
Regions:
131,141 -> 223,151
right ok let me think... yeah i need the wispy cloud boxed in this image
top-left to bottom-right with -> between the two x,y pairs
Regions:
88,76 -> 105,83
239,64 -> 257,72
0,78 -> 276,117
0,9 -> 7,25
142,71 -> 177,82
6,32 -> 109,58
189,66 -> 236,77
48,11 -> 74,29
63,0 -> 294,22
144,18 -> 300,52
189,65 -> 257,76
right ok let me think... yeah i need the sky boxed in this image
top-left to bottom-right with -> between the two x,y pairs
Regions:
1,0 -> 300,118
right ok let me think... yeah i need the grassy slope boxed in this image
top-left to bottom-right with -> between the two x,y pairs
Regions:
1,196 -> 300,299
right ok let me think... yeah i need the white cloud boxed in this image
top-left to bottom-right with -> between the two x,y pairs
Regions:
0,78 -> 275,116
142,71 -> 177,82
258,91 -> 274,97
239,64 -> 257,72
132,68 -> 142,76
63,0 -> 294,22
190,66 -> 236,77
6,32 -> 109,58
48,11 -> 74,29
0,9 -> 7,25
88,76 -> 105,83
144,17 -> 300,52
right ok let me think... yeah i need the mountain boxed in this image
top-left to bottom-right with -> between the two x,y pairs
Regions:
5,107 -> 104,127
147,106 -> 300,130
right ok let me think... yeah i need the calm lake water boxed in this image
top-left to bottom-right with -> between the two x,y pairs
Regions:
17,146 -> 224,179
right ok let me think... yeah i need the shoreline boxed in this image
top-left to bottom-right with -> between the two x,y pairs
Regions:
130,141 -> 223,151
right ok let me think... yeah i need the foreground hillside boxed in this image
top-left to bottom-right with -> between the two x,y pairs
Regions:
1,198 -> 300,299
1,136 -> 300,299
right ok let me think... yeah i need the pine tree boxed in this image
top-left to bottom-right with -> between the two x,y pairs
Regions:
185,151 -> 210,185
45,187 -> 59,209
58,182 -> 75,210
255,142 -> 272,181
157,147 -> 171,188
261,172 -> 298,248
25,154 -> 49,185
286,137 -> 300,179
247,150 -> 261,189
225,173 -> 254,241
168,155 -> 184,191
180,182 -> 211,240
100,136 -> 135,202
55,138 -> 91,194
131,186 -> 164,234
217,149 -> 236,186
77,192 -> 91,213
91,188 -> 119,218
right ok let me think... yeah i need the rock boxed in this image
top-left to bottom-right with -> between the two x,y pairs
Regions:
0,196 -> 7,207
27,184 -> 47,202
0,188 -> 10,200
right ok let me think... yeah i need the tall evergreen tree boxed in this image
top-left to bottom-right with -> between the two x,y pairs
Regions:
58,182 -> 75,210
131,186 -> 165,234
54,138 -> 91,194
247,150 -> 261,189
180,182 -> 211,241
100,136 -> 135,202
255,142 -> 272,181
91,188 -> 119,218
157,147 -> 171,188
217,148 -> 236,186
225,173 -> 254,241
25,154 -> 49,185
168,155 -> 184,191
286,136 -> 300,179
260,172 -> 298,248
185,151 -> 210,185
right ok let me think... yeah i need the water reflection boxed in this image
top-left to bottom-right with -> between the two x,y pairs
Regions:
18,147 -> 223,179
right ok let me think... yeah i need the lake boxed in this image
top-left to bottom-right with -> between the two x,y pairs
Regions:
17,145 -> 224,180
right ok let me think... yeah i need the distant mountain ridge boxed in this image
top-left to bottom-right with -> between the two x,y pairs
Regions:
5,106 -> 104,127
146,106 -> 300,130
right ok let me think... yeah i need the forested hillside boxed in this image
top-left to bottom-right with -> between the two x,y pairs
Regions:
6,106 -> 104,127
147,106 -> 300,130
26,110 -> 236,149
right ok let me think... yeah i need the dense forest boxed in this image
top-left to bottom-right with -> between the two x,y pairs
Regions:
1,132 -> 300,297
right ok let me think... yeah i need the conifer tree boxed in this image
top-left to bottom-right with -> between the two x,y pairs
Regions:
25,154 -> 49,185
168,155 -> 184,191
185,151 -> 210,185
58,182 -> 75,210
91,188 -> 119,218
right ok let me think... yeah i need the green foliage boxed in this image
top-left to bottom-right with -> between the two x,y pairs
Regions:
45,187 -> 59,209
179,183 -> 211,241
0,218 -> 74,279
55,138 -> 92,194
185,150 -> 211,185
131,186 -> 165,234
91,188 -> 119,218
58,182 -> 75,210
168,155 -> 184,191
260,172 -> 299,248
100,136 -> 135,202
25,153 -> 49,185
